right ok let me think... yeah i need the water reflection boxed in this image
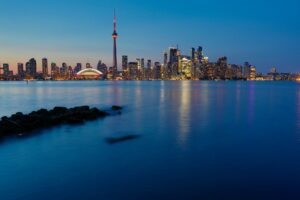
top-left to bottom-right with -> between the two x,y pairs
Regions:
247,82 -> 256,124
199,82 -> 210,124
177,81 -> 191,146
235,82 -> 241,122
297,87 -> 300,135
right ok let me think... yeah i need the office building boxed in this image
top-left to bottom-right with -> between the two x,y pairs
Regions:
42,58 -> 48,77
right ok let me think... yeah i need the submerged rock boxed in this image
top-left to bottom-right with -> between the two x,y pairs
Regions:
111,105 -> 123,111
106,135 -> 140,144
0,105 -> 122,138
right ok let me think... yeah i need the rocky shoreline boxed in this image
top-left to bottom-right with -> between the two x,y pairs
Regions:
0,105 -> 122,138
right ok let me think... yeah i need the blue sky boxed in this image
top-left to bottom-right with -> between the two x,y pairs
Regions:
0,0 -> 299,73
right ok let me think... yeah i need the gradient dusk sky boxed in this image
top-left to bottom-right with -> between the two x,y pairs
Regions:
0,0 -> 299,73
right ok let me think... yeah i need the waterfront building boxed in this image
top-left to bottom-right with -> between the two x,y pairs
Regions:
244,62 -> 251,80
215,57 -> 227,80
76,68 -> 103,80
204,63 -> 216,80
139,58 -> 145,80
163,52 -> 168,66
50,62 -> 59,78
25,58 -> 37,78
136,58 -> 141,70
42,58 -> 48,77
250,66 -> 257,80
236,65 -> 243,79
141,58 -> 145,69
153,62 -> 161,80
67,66 -> 74,79
191,48 -> 195,62
17,63 -> 24,79
86,63 -> 92,69
202,56 -> 209,64
145,59 -> 152,80
97,60 -> 107,75
122,56 -> 128,71
74,63 -> 82,73
128,62 -> 138,80
147,59 -> 152,69
225,64 -> 234,80
270,67 -> 277,74
195,46 -> 203,63
169,47 -> 178,64
178,56 -> 192,79
61,63 -> 68,76
121,56 -> 128,80
3,63 -> 9,77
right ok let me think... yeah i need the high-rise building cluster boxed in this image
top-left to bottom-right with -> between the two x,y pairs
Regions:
0,13 -> 299,81
118,46 -> 298,81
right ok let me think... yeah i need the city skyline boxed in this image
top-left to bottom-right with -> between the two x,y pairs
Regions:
0,0 -> 299,73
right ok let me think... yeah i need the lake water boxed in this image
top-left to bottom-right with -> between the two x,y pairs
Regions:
0,81 -> 299,200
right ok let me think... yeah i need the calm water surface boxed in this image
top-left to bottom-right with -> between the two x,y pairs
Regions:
0,81 -> 299,200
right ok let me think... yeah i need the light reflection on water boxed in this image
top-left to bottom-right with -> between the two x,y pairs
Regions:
297,86 -> 300,135
178,81 -> 191,146
0,81 -> 299,200
247,82 -> 256,125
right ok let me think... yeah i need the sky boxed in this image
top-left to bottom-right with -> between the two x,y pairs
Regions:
0,0 -> 299,73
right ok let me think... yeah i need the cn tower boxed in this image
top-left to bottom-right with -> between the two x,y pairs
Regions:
112,10 -> 118,78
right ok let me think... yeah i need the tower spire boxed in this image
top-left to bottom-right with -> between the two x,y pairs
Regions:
114,9 -> 116,32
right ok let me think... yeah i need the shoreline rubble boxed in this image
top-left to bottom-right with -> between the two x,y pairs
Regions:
0,105 -> 122,138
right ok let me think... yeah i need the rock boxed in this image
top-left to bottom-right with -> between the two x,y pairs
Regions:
10,112 -> 24,121
111,105 -> 123,111
50,107 -> 68,115
0,105 -> 121,138
36,109 -> 49,115
72,106 -> 90,113
106,135 -> 140,144
1,117 -> 25,134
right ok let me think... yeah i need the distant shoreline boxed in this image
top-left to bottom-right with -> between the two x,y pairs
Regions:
0,78 -> 300,82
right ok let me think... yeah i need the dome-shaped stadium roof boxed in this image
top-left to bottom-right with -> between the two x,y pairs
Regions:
76,68 -> 103,76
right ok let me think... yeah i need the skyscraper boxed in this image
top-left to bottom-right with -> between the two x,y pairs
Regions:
136,58 -> 141,70
154,62 -> 161,80
122,56 -> 128,71
42,58 -> 48,77
191,48 -> 195,62
147,59 -> 152,69
17,63 -> 24,79
3,63 -> 9,77
74,63 -> 82,73
196,46 -> 203,63
61,63 -> 68,76
51,62 -> 58,78
169,48 -> 178,64
163,52 -> 168,66
86,63 -> 91,69
128,62 -> 138,80
244,62 -> 251,80
26,58 -> 37,77
112,10 -> 118,78
97,60 -> 107,75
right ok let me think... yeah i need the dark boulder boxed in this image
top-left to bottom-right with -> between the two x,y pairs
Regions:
50,107 -> 69,115
10,112 -> 24,121
111,105 -> 123,111
106,135 -> 140,144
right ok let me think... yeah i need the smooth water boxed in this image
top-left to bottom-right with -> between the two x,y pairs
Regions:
0,81 -> 299,200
